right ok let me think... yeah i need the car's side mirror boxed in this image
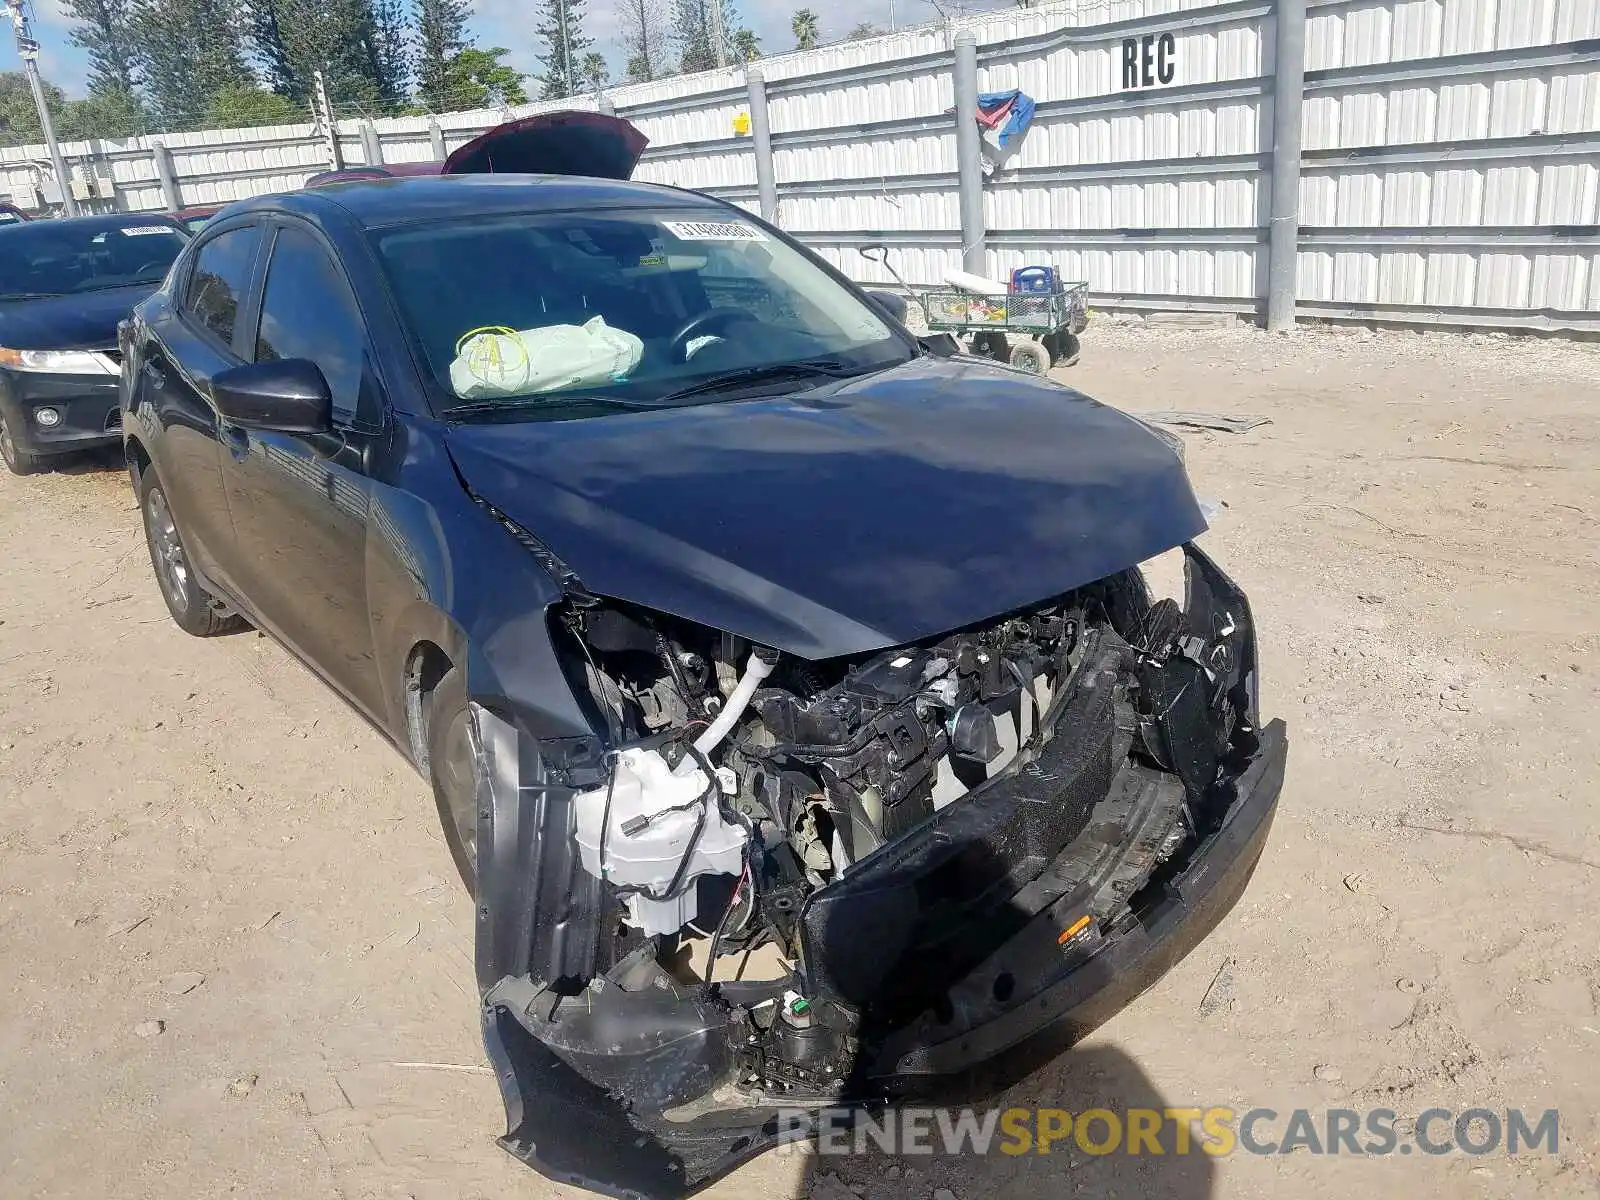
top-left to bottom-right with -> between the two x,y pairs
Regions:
212,358 -> 333,435
864,289 -> 909,325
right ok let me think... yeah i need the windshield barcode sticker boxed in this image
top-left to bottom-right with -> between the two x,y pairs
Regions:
663,220 -> 767,243
121,225 -> 180,236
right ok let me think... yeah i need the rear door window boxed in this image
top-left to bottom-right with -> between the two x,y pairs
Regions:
184,226 -> 261,348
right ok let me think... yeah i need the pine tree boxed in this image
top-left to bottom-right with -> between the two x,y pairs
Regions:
245,0 -> 300,100
128,0 -> 254,127
242,0 -> 387,113
618,0 -> 669,83
61,0 -> 139,95
412,0 -> 473,111
369,0 -> 410,110
672,0 -> 712,74
672,0 -> 739,73
535,0 -> 593,100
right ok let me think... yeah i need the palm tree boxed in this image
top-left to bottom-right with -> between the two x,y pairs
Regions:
730,27 -> 760,62
791,8 -> 819,50
580,51 -> 610,92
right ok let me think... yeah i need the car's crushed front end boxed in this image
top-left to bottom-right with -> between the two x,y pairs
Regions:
467,536 -> 1285,1199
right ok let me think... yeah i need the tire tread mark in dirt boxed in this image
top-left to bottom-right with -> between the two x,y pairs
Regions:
1399,817 -> 1600,874
1288,501 -> 1426,539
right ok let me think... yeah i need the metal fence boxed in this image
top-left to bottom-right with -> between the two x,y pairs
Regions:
4,0 -> 1596,331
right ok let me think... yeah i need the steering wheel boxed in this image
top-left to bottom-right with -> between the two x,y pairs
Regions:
668,308 -> 757,363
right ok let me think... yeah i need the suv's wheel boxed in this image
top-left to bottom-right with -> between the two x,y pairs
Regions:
427,667 -> 480,894
137,467 -> 247,636
0,412 -> 46,476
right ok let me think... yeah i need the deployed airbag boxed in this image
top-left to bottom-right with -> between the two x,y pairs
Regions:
450,317 -> 644,399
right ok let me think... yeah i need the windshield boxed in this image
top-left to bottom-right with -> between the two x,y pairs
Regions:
0,219 -> 186,300
374,208 -> 910,417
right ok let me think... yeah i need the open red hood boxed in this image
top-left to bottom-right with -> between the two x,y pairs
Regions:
441,111 -> 648,180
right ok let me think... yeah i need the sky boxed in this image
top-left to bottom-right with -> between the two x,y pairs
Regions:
12,0 -> 1015,98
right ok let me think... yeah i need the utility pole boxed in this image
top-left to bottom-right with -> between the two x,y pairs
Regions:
5,0 -> 79,216
706,0 -> 727,68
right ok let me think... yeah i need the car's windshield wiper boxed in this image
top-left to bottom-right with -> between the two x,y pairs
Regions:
0,291 -> 66,301
654,358 -> 862,404
445,359 -> 872,422
445,393 -> 666,421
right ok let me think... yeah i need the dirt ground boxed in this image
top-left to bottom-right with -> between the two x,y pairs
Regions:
2,321 -> 1598,1200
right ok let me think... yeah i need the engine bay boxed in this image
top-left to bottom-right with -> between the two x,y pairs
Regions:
551,559 -> 1242,1005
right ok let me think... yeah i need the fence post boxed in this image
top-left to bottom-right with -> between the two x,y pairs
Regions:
745,66 -> 778,224
360,121 -> 384,167
428,120 -> 447,161
953,32 -> 986,276
312,69 -> 343,170
150,141 -> 181,212
1265,0 -> 1307,331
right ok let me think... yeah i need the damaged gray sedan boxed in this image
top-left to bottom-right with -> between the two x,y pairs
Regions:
118,154 -> 1286,1198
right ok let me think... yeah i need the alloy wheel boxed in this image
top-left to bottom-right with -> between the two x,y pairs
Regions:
145,485 -> 191,612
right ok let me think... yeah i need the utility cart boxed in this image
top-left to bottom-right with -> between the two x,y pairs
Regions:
861,245 -> 1089,374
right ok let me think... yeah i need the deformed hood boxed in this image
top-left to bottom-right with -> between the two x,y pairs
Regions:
443,357 -> 1207,659
442,111 -> 648,179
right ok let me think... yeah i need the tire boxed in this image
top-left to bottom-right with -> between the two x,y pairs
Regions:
969,330 -> 1011,362
0,412 -> 46,476
426,667 -> 480,894
1044,330 -> 1082,368
137,466 -> 247,637
1008,340 -> 1050,376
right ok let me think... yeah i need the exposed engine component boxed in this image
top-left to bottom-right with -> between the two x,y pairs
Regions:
570,652 -> 775,934
561,579 -> 1174,954
571,743 -> 747,935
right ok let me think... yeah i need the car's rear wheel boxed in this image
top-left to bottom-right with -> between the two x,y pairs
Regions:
427,667 -> 480,894
137,467 -> 247,637
0,412 -> 46,476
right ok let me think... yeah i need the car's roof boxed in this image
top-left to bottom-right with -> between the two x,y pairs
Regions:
230,174 -> 723,231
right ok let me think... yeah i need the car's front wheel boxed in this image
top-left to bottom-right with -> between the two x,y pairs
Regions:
0,412 -> 46,476
427,667 -> 480,894
137,466 -> 247,637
